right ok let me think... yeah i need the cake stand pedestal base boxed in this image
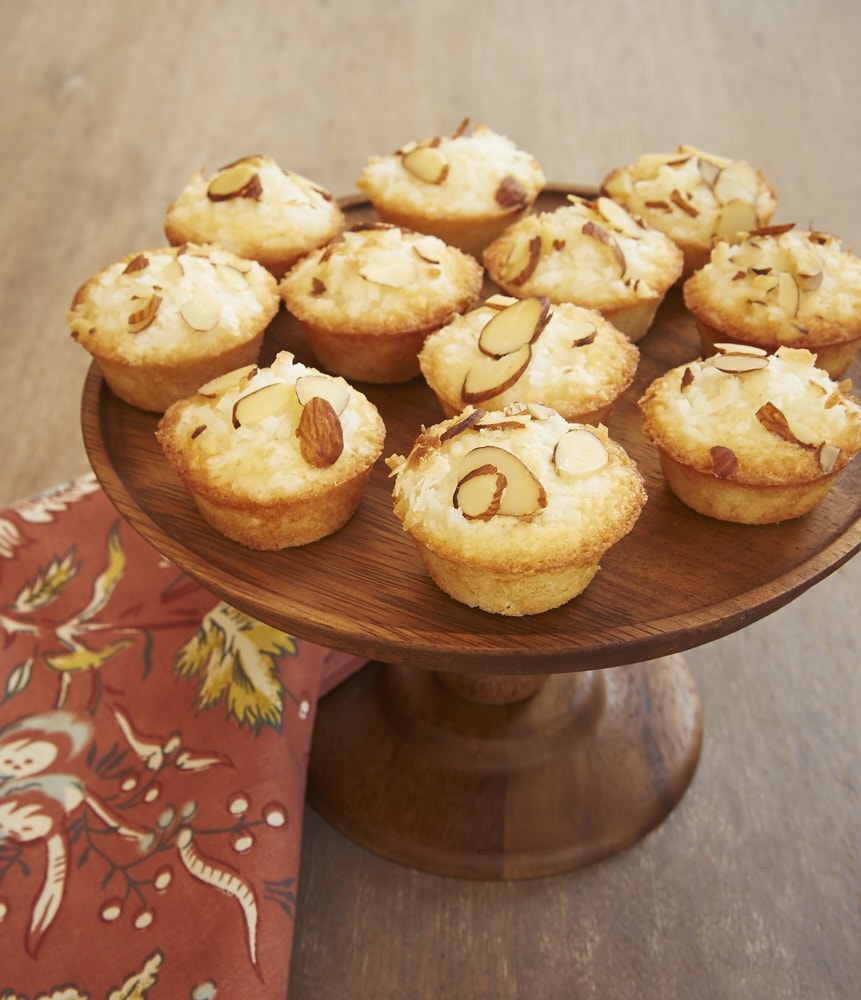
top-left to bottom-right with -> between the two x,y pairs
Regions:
307,654 -> 703,880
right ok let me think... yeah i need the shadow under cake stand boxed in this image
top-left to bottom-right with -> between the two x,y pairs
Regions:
80,186 -> 861,880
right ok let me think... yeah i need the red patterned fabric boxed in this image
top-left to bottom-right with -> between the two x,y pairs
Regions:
0,474 -> 365,999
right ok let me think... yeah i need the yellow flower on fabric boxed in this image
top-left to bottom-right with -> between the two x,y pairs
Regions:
106,949 -> 163,999
175,603 -> 298,733
43,639 -> 133,674
8,552 -> 78,614
2,524 -> 133,708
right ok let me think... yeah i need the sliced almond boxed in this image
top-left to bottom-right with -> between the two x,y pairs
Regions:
670,189 -> 699,218
788,244 -> 824,291
756,401 -> 809,446
413,236 -> 443,264
484,293 -> 518,310
710,445 -> 738,478
697,157 -> 723,189
122,253 -> 150,275
713,160 -> 759,204
825,387 -> 845,409
595,196 -> 643,237
439,407 -> 487,442
295,374 -> 350,415
232,381 -> 294,428
207,162 -> 263,201
679,145 -> 732,169
198,364 -> 257,398
523,401 -> 556,420
462,344 -> 532,404
357,251 -> 418,287
749,223 -> 795,238
295,395 -> 344,467
795,270 -> 824,293
215,262 -> 249,290
496,175 -> 529,210
715,199 -> 758,239
553,428 -> 608,477
711,354 -> 769,374
180,295 -> 220,331
478,297 -> 550,357
713,342 -> 768,357
160,256 -> 185,284
506,235 -> 542,286
453,465 -> 506,520
637,151 -> 692,171
472,416 -> 528,432
402,144 -> 449,184
817,442 -> 841,474
455,445 -> 547,517
776,271 -> 800,316
582,221 -> 626,276
128,293 -> 161,333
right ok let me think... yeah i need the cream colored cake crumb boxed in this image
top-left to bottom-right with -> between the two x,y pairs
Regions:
419,294 -> 639,423
639,343 -> 861,523
68,243 -> 280,412
683,225 -> 861,377
156,350 -> 386,548
165,154 -> 345,277
387,402 -> 647,615
482,194 -> 684,341
601,144 -> 777,274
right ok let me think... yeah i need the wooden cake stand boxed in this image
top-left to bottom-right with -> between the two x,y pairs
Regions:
81,187 -> 861,880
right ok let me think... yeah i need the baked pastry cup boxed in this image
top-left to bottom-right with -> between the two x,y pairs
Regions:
387,403 -> 647,616
683,224 -> 861,378
156,351 -> 386,549
419,293 -> 639,424
68,243 -> 280,413
638,343 -> 861,524
601,144 -> 778,276
279,222 -> 483,383
164,154 -> 345,278
356,119 -> 545,258
482,194 -> 684,342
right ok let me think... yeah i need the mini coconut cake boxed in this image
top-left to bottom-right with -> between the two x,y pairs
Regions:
638,343 -> 861,524
683,225 -> 861,378
419,293 -> 640,424
482,195 -> 684,342
155,351 -> 386,549
164,154 -> 345,278
279,222 -> 483,383
355,119 -> 546,258
68,243 -> 280,412
600,144 -> 778,276
386,402 -> 647,616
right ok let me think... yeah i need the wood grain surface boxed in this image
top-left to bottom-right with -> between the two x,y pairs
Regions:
4,3 -> 861,998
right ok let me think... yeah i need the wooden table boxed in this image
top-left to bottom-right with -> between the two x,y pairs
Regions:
3,3 -> 860,997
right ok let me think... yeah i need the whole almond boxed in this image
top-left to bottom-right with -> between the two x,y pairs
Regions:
296,395 -> 344,467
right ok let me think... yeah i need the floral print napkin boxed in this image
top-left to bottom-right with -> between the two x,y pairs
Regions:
0,474 -> 366,999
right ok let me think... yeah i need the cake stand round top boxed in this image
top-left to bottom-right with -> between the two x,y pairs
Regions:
80,186 -> 861,675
